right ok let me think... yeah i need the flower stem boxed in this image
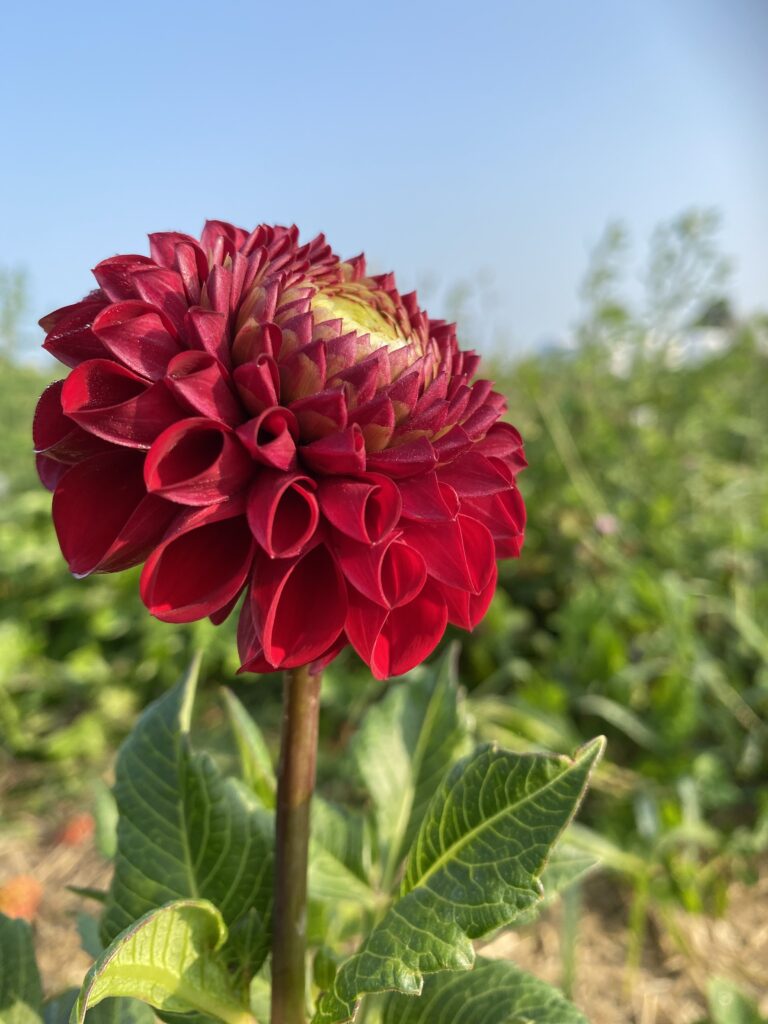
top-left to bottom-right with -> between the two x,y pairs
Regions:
271,664 -> 322,1024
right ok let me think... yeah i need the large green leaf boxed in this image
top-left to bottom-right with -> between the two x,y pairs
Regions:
313,738 -> 604,1024
0,914 -> 43,1024
73,900 -> 255,1024
351,646 -> 469,889
102,658 -> 273,973
381,957 -> 588,1024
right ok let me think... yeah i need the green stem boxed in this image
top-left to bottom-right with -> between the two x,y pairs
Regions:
271,664 -> 322,1024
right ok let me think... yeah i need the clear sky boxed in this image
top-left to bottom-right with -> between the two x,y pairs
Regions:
1,0 -> 766,355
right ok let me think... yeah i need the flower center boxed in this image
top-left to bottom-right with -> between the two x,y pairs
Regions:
311,283 -> 410,354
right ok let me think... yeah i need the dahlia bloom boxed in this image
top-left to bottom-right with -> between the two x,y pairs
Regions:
34,222 -> 526,679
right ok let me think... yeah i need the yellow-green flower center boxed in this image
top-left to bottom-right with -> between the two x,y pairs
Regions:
311,283 -> 410,354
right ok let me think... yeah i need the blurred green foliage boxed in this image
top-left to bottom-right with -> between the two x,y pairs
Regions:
1,211 -> 766,926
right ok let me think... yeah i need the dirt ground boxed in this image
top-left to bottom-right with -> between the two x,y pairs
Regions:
2,809 -> 767,1024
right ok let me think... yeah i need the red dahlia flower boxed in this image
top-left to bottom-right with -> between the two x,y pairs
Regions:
34,222 -> 526,679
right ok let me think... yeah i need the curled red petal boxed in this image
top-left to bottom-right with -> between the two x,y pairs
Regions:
247,470 -> 319,558
432,424 -> 472,463
385,369 -> 421,423
148,232 -> 209,300
249,544 -> 346,668
349,394 -> 395,451
36,453 -> 70,491
461,379 -> 495,421
236,281 -> 280,334
275,311 -> 311,355
166,350 -> 242,426
232,321 -> 282,365
41,296 -> 110,368
476,421 -> 525,458
140,501 -> 254,623
39,292 -> 104,333
144,417 -> 252,506
437,450 -> 512,497
318,473 -> 401,544
237,600 -> 346,675
185,307 -> 229,366
301,424 -> 366,475
201,219 -> 248,257
336,533 -> 426,609
92,255 -> 154,301
33,380 -> 109,463
205,263 -> 233,316
399,473 -> 458,522
345,581 -> 447,680
290,388 -> 348,442
401,513 -> 495,594
332,349 -> 388,408
366,437 -> 437,479
61,359 -> 183,449
209,584 -> 246,625
461,488 -> 526,550
461,401 -> 502,441
236,593 -> 274,671
237,407 -> 298,471
233,355 -> 281,415
132,267 -> 188,333
324,332 -> 357,376
279,338 -> 327,403
92,300 -> 181,381
440,561 -> 498,630
52,450 -> 176,577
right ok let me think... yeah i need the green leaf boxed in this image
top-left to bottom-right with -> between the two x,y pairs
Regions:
708,978 -> 767,1024
352,646 -> 469,889
102,658 -> 273,977
67,886 -> 107,904
576,693 -> 660,750
93,779 -> 119,860
539,842 -> 600,901
43,990 -> 153,1024
73,900 -> 255,1024
512,841 -> 601,927
381,957 -> 588,1024
220,688 -> 276,808
313,737 -> 604,1024
77,912 -> 104,958
43,991 -> 78,1024
310,799 -> 378,909
0,913 -> 43,1024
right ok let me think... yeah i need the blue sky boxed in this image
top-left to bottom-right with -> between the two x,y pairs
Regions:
1,0 -> 765,354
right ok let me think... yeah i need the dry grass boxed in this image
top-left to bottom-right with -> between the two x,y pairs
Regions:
483,872 -> 768,1024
